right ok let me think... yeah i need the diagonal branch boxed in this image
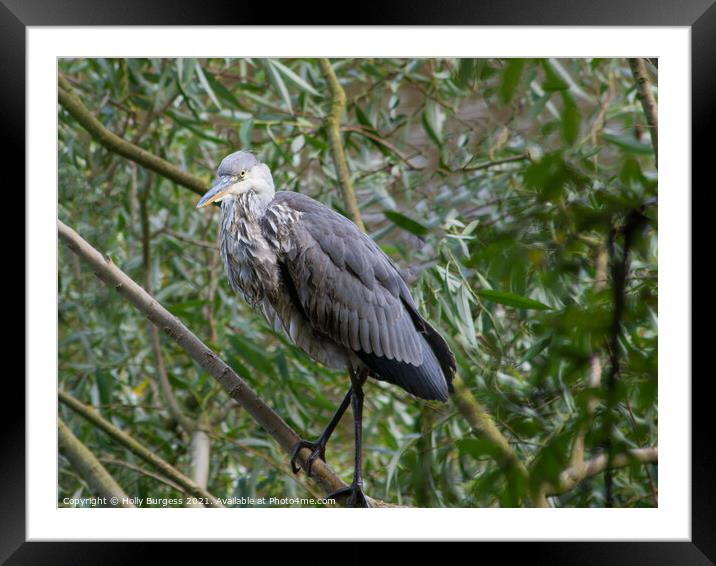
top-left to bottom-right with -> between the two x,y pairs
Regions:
58,219 -> 397,507
59,389 -> 224,507
58,417 -> 135,507
319,58 -> 366,232
58,75 -> 207,196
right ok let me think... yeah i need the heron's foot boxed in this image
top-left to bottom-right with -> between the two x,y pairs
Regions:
326,482 -> 370,508
289,438 -> 327,476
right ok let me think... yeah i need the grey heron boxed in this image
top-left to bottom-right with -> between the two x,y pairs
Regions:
196,150 -> 455,507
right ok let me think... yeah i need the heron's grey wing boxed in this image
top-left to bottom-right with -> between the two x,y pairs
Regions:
264,192 -> 454,401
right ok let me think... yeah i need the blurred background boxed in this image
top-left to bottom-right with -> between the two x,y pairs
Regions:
58,58 -> 658,508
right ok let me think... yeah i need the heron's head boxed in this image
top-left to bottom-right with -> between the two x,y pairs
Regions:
196,150 -> 275,209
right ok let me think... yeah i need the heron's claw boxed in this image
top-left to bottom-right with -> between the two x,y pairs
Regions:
325,482 -> 370,508
289,439 -> 326,476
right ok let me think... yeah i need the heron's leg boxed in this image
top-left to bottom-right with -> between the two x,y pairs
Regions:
326,369 -> 370,508
289,386 -> 353,476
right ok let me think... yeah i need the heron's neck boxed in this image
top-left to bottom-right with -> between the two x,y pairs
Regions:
223,190 -> 272,221
219,192 -> 277,306
220,193 -> 273,260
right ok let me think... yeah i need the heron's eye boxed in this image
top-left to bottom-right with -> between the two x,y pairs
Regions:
240,170 -> 247,178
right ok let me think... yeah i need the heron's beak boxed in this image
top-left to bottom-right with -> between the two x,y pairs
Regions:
196,176 -> 236,209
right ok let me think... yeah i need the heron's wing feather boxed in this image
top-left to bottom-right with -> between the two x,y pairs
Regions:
265,192 -> 421,365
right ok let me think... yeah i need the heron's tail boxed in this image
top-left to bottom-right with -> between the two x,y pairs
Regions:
357,313 -> 456,402
418,316 -> 456,394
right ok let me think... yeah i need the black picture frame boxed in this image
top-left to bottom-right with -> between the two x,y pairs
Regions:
6,0 -> 708,561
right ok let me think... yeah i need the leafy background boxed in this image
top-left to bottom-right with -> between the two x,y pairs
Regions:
58,58 -> 658,508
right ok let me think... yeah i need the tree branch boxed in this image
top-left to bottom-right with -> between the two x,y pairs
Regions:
460,153 -> 530,172
58,76 -> 208,196
545,447 -> 657,497
58,219 -> 396,507
451,377 -> 547,507
627,58 -> 658,167
58,417 -> 135,507
319,59 -> 366,232
60,390 -> 224,507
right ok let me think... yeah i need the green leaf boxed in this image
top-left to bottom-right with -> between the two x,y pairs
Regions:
499,59 -> 526,104
455,58 -> 475,88
477,289 -> 552,310
166,299 -> 208,316
229,335 -> 275,377
384,210 -> 429,236
528,92 -> 552,118
95,369 -> 113,407
541,61 -> 568,92
204,71 -> 242,109
303,133 -> 328,151
195,62 -> 222,110
457,438 -> 501,459
602,132 -> 653,155
268,60 -> 320,97
521,335 -> 553,363
422,101 -> 444,147
167,111 -> 226,144
354,105 -> 389,156
560,91 -> 580,145
523,152 -> 588,202
619,157 -> 645,184
263,59 -> 293,114
354,105 -> 376,132
239,119 -> 253,148
177,58 -> 197,85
